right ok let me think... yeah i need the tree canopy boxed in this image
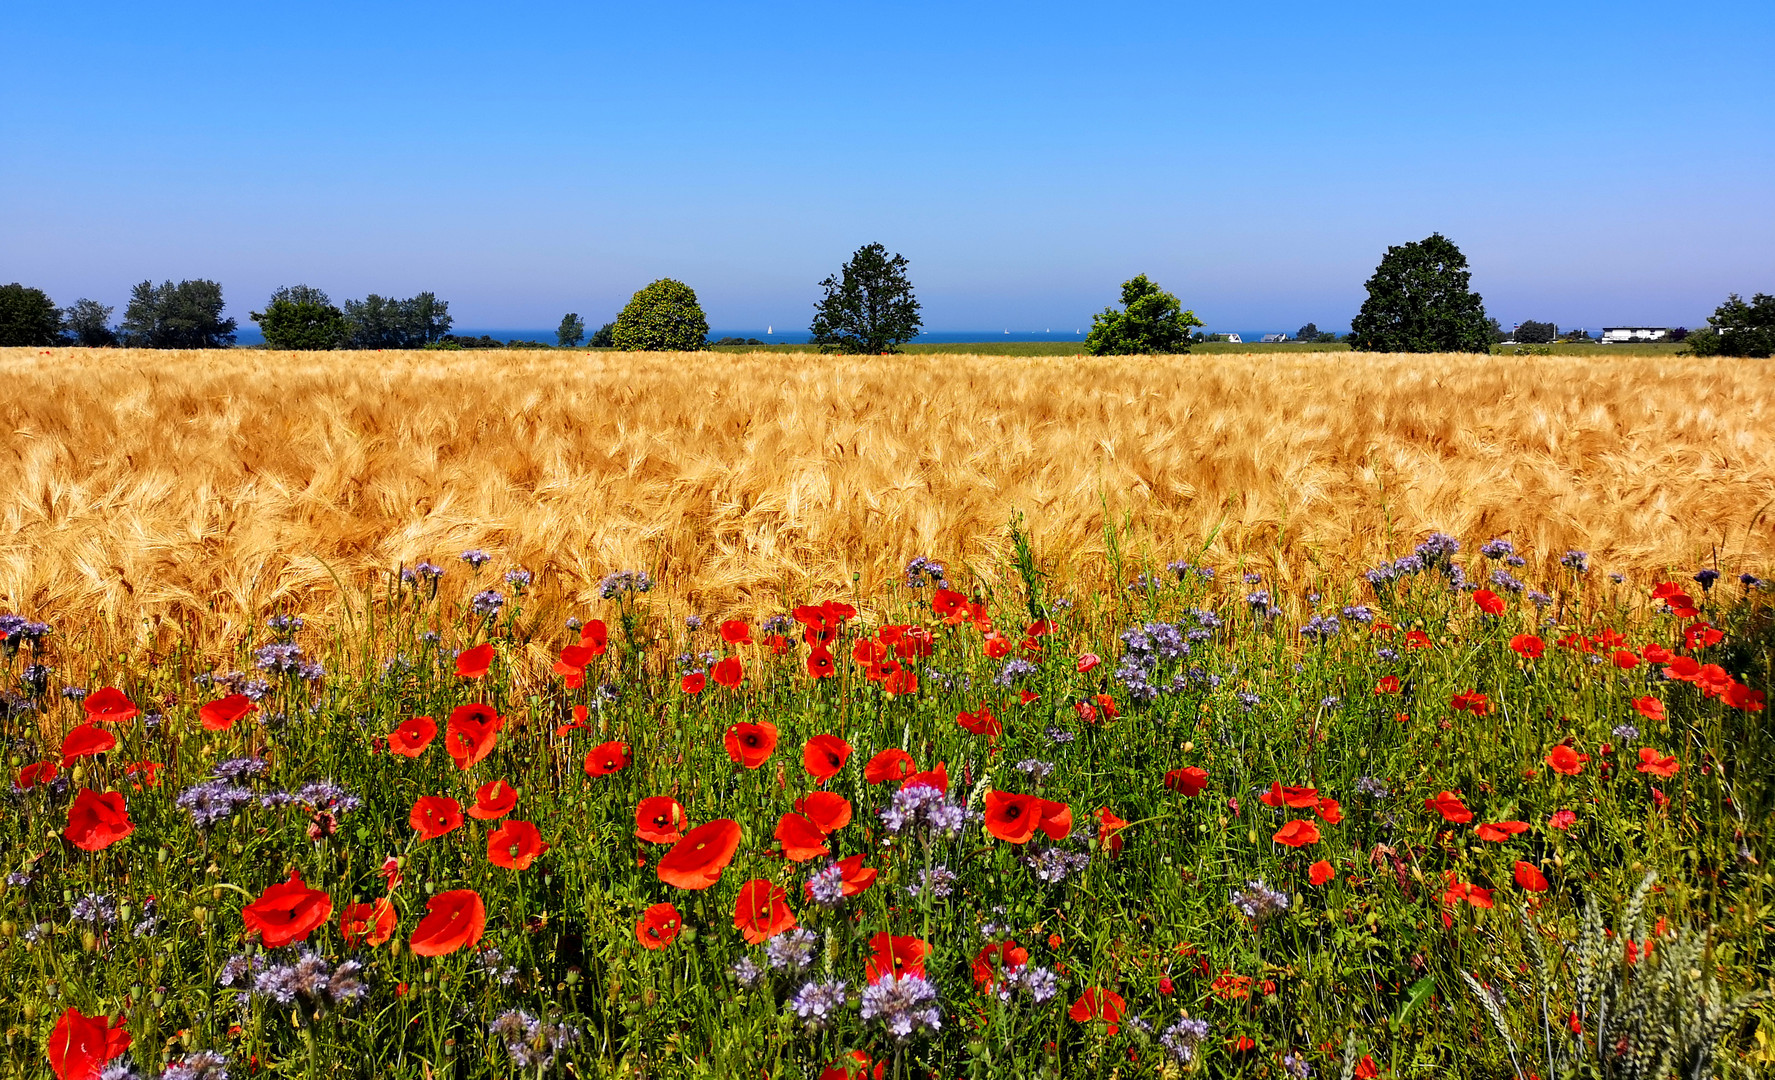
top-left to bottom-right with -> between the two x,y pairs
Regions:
0,283 -> 62,347
120,279 -> 237,348
1687,293 -> 1775,358
252,285 -> 349,350
1085,275 -> 1202,355
343,293 -> 452,349
1348,234 -> 1492,353
557,313 -> 586,348
612,280 -> 708,352
808,243 -> 923,354
1515,320 -> 1558,344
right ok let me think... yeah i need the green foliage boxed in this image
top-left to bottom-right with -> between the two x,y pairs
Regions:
343,292 -> 453,349
712,337 -> 767,347
1685,328 -> 1722,356
809,243 -> 923,354
119,279 -> 238,348
60,298 -> 117,347
0,283 -> 65,347
612,279 -> 708,351
1348,233 -> 1492,353
1515,320 -> 1558,345
1297,322 -> 1338,344
556,313 -> 586,348
1696,293 -> 1775,358
1085,274 -> 1202,355
1560,328 -> 1595,343
251,286 -> 349,351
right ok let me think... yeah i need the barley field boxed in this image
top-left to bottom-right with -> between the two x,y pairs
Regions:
2,346 -> 1772,652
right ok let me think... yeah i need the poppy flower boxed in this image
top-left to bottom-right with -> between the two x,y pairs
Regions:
1473,589 -> 1505,615
1450,690 -> 1491,715
1273,820 -> 1320,847
681,671 -> 707,695
1631,696 -> 1666,722
763,633 -> 791,655
775,812 -> 830,862
1475,820 -> 1530,842
1696,664 -> 1733,697
466,779 -> 517,820
820,1052 -> 885,1080
583,741 -> 630,777
932,588 -> 967,619
711,656 -> 744,690
865,932 -> 930,983
635,796 -> 688,844
1077,652 -> 1101,673
983,790 -> 1041,843
1509,634 -> 1545,659
553,642 -> 597,681
1374,675 -> 1400,695
1073,701 -> 1098,724
983,632 -> 1012,659
657,818 -> 742,890
82,686 -> 138,725
1545,745 -> 1587,776
579,618 -> 609,654
388,715 -> 437,757
635,902 -> 682,949
816,853 -> 877,898
1637,748 -> 1680,778
410,795 -> 464,840
1309,859 -> 1336,885
724,721 -> 777,768
487,819 -> 549,869
63,789 -> 133,851
1467,885 -> 1495,908
881,666 -> 919,696
1068,989 -> 1128,1034
1685,622 -> 1724,650
1642,643 -> 1675,663
956,706 -> 1001,738
1423,790 -> 1473,823
1405,629 -> 1432,649
1037,798 -> 1073,840
806,647 -> 837,679
46,1006 -> 131,1080
444,703 -> 504,770
124,760 -> 162,789
1725,682 -> 1766,712
853,749 -> 910,787
1095,807 -> 1129,854
1513,861 -> 1549,892
339,898 -> 397,948
197,693 -> 256,732
409,889 -> 486,957
1663,656 -> 1701,683
1164,766 -> 1208,796
242,870 -> 333,948
1612,649 -> 1641,670
720,619 -> 752,644
1354,1057 -> 1379,1079
455,642 -> 495,680
1315,796 -> 1344,824
971,940 -> 1029,989
1094,693 -> 1120,719
60,723 -> 117,766
901,761 -> 949,793
733,879 -> 796,944
17,760 -> 59,790
1259,782 -> 1320,809
802,734 -> 851,781
794,791 -> 853,833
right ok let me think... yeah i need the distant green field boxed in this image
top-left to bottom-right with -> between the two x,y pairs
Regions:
704,340 -> 1695,357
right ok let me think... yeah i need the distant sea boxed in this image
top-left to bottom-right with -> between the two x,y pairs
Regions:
232,327 -> 1289,346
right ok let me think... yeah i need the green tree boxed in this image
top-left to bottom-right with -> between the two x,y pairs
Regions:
1348,233 -> 1491,353
0,283 -> 63,346
1296,322 -> 1319,341
557,313 -> 586,347
612,279 -> 708,351
1085,275 -> 1202,355
1690,293 -> 1775,358
808,243 -> 923,354
343,292 -> 452,349
589,322 -> 616,348
252,285 -> 349,350
119,279 -> 238,348
60,299 -> 117,346
1515,320 -> 1558,344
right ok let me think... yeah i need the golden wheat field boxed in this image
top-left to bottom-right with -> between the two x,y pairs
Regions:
3,346 -> 1773,651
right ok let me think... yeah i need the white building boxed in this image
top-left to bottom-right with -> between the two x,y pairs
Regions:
1260,333 -> 1287,343
1600,327 -> 1671,343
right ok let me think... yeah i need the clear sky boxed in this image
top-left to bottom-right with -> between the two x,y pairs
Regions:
4,1 -> 1771,333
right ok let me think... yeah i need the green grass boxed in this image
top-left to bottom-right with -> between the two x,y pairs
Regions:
3,548 -> 1770,1079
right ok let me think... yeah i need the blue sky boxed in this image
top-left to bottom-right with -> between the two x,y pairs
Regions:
4,1 -> 1771,333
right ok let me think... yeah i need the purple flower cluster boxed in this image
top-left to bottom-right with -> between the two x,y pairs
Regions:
1161,1016 -> 1211,1063
460,548 -> 491,568
399,560 -> 444,584
765,928 -> 819,971
249,949 -> 367,1011
598,570 -> 654,599
1299,614 -> 1340,642
860,972 -> 942,1040
488,1010 -> 581,1072
1231,879 -> 1290,925
469,589 -> 505,617
789,979 -> 849,1028
880,783 -> 969,838
904,555 -> 948,589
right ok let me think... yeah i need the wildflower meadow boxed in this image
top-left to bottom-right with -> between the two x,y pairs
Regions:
4,534 -> 1772,1080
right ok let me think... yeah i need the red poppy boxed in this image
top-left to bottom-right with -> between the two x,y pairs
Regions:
1686,622 -> 1724,650
794,791 -> 853,833
635,902 -> 683,949
82,686 -> 138,725
1509,634 -> 1545,659
1612,649 -> 1640,670
1631,696 -> 1667,722
680,671 -> 707,695
1309,859 -> 1336,885
1068,988 -> 1128,1033
932,588 -> 967,619
1423,790 -> 1473,823
1467,885 -> 1495,908
444,703 -> 504,770
339,898 -> 397,948
863,748 -> 915,784
455,642 -> 495,679
802,734 -> 851,781
1513,861 -> 1549,892
733,879 -> 796,943
17,760 -> 59,790
60,722 -> 117,766
775,812 -> 830,862
724,721 -> 778,768
1315,796 -> 1344,824
63,789 -> 133,852
583,740 -> 630,777
1473,589 -> 1505,615
1725,682 -> 1766,712
1095,807 -> 1129,854
983,632 -> 1012,659
1405,629 -> 1433,649
1164,766 -> 1208,796
1637,747 -> 1679,778
881,666 -> 919,696
410,795 -> 464,840
388,715 -> 437,757
1228,1036 -> 1257,1053
635,796 -> 689,844
1475,820 -> 1530,842
1018,688 -> 1041,705
820,1052 -> 885,1080
1640,642 -> 1674,663
1038,798 -> 1073,840
712,656 -> 744,690
971,940 -> 1029,989
901,761 -> 949,793
46,1007 -> 131,1080
579,618 -> 609,654
553,643 -> 598,687
763,633 -> 791,655
464,779 -> 516,820
1450,690 -> 1491,715
123,760 -> 162,790
657,818 -> 742,889
1094,693 -> 1119,719
487,819 -> 548,869
1547,808 -> 1577,830
197,693 -> 256,732
720,619 -> 752,644
956,706 -> 1001,738
1374,675 -> 1400,695
1697,664 -> 1733,697
1354,1056 -> 1379,1079
1259,782 -> 1320,809
806,647 -> 837,679
1663,656 -> 1702,683
410,889 -> 486,956
242,870 -> 333,948
1077,652 -> 1101,673
865,931 -> 930,982
984,790 -> 1041,843
1545,744 -> 1587,776
1273,820 -> 1320,847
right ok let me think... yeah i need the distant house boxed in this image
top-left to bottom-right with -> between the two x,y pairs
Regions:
1220,333 -> 1243,344
1260,333 -> 1287,343
1600,327 -> 1671,343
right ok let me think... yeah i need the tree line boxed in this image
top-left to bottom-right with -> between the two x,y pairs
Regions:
3,237 -> 1770,356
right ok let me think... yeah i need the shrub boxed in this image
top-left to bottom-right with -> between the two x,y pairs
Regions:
1348,233 -> 1492,353
1515,320 -> 1558,344
252,286 -> 349,350
612,280 -> 708,352
0,283 -> 63,347
1690,293 -> 1775,358
1085,274 -> 1202,355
